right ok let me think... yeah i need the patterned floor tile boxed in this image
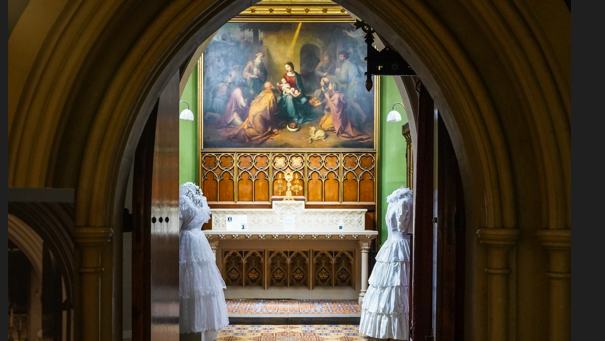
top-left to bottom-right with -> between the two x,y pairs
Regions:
216,325 -> 373,341
227,300 -> 361,315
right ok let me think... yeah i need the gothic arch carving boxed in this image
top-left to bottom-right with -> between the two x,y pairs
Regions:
8,0 -> 570,339
8,214 -> 44,278
8,0 -> 570,232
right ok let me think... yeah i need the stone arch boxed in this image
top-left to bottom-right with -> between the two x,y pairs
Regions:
8,0 -> 570,339
8,203 -> 76,307
9,0 -> 571,230
8,214 -> 44,279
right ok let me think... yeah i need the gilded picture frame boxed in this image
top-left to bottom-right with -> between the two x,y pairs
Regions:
197,4 -> 380,153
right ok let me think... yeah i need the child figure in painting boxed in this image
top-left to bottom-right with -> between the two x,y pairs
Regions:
278,78 -> 300,97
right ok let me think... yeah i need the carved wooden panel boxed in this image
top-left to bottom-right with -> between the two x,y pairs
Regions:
268,250 -> 288,287
237,153 -> 270,202
200,152 -> 376,204
243,250 -> 264,287
223,250 -> 244,286
201,154 -> 235,202
289,251 -> 310,287
223,249 -> 353,289
267,250 -> 310,288
313,251 -> 333,287
334,251 -> 354,287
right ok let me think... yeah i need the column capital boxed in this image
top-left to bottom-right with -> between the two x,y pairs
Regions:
209,240 -> 220,251
359,240 -> 372,251
477,227 -> 521,247
536,229 -> 571,250
74,227 -> 113,246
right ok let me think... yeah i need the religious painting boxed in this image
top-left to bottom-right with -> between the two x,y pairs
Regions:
200,21 -> 378,150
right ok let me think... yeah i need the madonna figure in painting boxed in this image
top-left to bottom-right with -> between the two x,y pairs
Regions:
276,62 -> 317,131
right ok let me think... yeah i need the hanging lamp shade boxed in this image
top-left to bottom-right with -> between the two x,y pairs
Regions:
179,100 -> 195,121
387,110 -> 402,123
387,102 -> 404,123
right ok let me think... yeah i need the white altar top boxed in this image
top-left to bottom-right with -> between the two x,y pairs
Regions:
205,200 -> 377,240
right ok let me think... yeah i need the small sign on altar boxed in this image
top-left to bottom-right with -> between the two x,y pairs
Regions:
226,215 -> 248,231
283,214 -> 296,231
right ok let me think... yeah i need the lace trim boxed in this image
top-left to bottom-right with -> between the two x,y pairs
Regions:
386,187 -> 413,233
386,186 -> 412,204
180,182 -> 208,208
179,182 -> 212,225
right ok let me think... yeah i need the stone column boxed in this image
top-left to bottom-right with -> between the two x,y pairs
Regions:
477,228 -> 520,341
359,240 -> 372,304
74,227 -> 113,341
537,229 -> 571,341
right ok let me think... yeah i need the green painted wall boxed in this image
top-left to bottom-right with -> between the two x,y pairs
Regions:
377,76 -> 408,246
179,66 -> 198,184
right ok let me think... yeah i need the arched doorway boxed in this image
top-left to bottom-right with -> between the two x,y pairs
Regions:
8,213 -> 74,341
8,0 -> 570,340
127,4 -> 470,341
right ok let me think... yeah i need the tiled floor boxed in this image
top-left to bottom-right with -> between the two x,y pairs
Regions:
227,299 -> 361,316
217,325 -> 370,341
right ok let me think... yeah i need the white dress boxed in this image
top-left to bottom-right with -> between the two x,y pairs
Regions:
359,187 -> 413,340
179,182 -> 229,338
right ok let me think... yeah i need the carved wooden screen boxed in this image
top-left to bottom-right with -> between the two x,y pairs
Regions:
200,152 -> 376,204
223,248 -> 355,290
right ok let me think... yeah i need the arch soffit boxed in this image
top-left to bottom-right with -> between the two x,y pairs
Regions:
82,0 -> 515,229
8,214 -> 44,279
7,0 -> 570,230
7,203 -> 76,304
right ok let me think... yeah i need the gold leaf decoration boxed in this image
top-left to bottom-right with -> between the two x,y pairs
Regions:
248,268 -> 260,281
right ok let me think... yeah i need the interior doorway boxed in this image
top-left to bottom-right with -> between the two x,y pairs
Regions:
125,2 -> 467,341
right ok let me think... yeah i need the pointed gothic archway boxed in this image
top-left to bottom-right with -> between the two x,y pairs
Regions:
8,1 -> 570,340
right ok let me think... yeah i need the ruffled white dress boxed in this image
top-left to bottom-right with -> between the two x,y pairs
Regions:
359,187 -> 413,340
179,182 -> 229,338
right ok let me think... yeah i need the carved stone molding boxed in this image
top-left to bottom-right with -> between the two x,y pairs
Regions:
74,227 -> 113,246
204,231 -> 377,241
537,229 -> 571,341
359,240 -> 372,251
476,228 -> 521,341
209,241 -> 220,252
536,229 -> 571,278
73,226 -> 113,341
536,229 -> 571,250
477,227 -> 521,247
